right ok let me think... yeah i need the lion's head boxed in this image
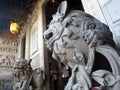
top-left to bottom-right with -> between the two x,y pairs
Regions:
44,0 -> 115,65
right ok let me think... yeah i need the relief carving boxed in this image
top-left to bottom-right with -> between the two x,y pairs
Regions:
0,37 -> 19,54
43,1 -> 120,90
0,55 -> 15,67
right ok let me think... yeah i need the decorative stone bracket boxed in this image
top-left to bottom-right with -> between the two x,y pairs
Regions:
43,1 -> 120,90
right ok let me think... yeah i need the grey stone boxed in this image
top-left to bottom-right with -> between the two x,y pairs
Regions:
12,58 -> 45,90
43,1 -> 120,90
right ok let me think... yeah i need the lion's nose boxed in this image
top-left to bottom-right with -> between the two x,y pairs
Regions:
44,32 -> 53,40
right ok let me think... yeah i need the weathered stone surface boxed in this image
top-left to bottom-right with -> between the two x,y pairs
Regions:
30,68 -> 45,90
12,58 -> 45,90
12,58 -> 31,90
43,1 -> 120,90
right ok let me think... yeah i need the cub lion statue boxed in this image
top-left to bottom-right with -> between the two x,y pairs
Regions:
44,1 -> 120,90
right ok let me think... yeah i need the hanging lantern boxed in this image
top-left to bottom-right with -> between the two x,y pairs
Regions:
10,22 -> 19,34
51,0 -> 55,3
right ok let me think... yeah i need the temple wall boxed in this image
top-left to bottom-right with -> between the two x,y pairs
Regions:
0,36 -> 19,90
19,0 -> 50,90
81,0 -> 120,49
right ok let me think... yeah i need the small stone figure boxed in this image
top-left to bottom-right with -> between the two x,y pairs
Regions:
12,58 -> 31,90
12,58 -> 45,90
30,68 -> 45,90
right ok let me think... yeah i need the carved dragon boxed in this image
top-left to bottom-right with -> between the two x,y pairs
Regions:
43,1 -> 120,90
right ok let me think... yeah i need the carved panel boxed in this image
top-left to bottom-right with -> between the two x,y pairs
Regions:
0,37 -> 18,68
30,22 -> 38,56
82,0 -> 107,24
0,36 -> 19,90
0,68 -> 13,90
0,55 -> 15,68
0,78 -> 13,90
0,40 -> 18,54
99,0 -> 120,49
105,0 -> 120,23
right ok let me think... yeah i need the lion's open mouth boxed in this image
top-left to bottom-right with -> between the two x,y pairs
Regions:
43,31 -> 55,51
43,22 -> 64,51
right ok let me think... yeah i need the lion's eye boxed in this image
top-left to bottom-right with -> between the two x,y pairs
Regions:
45,32 -> 53,40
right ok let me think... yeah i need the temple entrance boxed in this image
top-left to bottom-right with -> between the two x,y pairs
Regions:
45,0 -> 84,90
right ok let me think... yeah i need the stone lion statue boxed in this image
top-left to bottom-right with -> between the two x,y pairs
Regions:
43,1 -> 120,90
12,58 -> 30,90
12,58 -> 45,90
